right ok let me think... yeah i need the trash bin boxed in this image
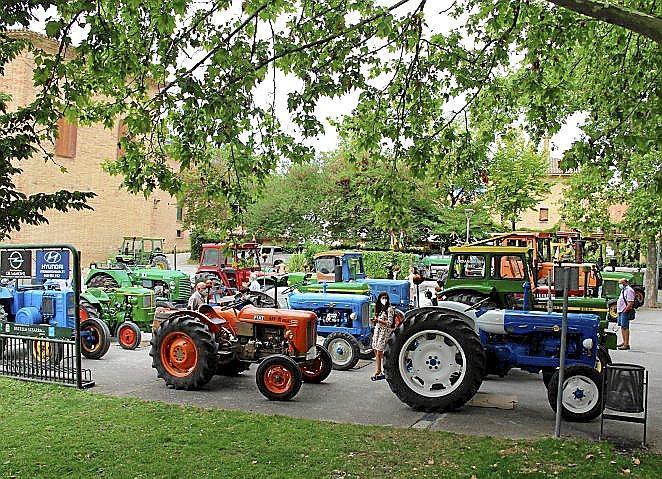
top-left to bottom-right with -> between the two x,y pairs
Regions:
604,363 -> 645,413
600,363 -> 648,446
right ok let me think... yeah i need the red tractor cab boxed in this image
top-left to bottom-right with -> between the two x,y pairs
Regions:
195,242 -> 262,293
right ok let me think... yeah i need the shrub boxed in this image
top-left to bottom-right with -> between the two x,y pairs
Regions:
286,253 -> 308,272
363,251 -> 417,279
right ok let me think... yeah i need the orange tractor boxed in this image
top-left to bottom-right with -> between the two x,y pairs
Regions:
150,298 -> 332,401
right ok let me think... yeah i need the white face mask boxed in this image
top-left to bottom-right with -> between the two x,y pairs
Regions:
380,298 -> 388,306
618,283 -> 624,290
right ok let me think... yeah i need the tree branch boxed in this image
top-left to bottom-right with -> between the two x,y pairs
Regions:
546,0 -> 662,44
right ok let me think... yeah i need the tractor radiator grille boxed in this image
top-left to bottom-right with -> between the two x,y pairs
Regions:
177,279 -> 192,301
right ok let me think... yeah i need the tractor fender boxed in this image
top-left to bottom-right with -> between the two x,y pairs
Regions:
440,285 -> 495,298
81,290 -> 108,305
403,303 -> 478,332
154,308 -> 227,335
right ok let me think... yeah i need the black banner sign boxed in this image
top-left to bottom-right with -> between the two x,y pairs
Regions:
0,250 -> 32,278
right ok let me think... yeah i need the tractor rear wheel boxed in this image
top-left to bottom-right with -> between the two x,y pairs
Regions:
151,255 -> 170,270
30,340 -> 64,365
80,303 -> 111,360
87,273 -> 119,290
633,287 -> 645,308
256,355 -> 302,401
383,309 -> 486,412
607,300 -> 618,321
547,365 -> 604,422
150,316 -> 217,390
323,332 -> 360,370
117,321 -> 142,350
300,345 -> 333,383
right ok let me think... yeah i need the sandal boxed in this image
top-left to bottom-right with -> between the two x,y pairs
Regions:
617,345 -> 630,350
371,374 -> 386,381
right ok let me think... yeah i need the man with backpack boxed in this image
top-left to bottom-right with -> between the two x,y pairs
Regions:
616,278 -> 636,350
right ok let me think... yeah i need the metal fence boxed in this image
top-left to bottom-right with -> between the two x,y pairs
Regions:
0,244 -> 94,388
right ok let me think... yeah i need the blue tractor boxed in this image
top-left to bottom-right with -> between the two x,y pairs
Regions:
384,300 -> 607,422
0,280 -> 111,362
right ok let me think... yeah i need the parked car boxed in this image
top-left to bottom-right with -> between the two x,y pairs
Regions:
259,245 -> 290,269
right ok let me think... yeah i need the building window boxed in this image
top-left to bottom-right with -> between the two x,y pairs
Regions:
176,229 -> 182,238
55,118 -> 77,158
117,119 -> 128,159
539,208 -> 549,222
176,205 -> 183,221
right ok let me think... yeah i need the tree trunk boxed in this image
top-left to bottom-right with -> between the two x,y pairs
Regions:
644,237 -> 659,308
546,0 -> 662,44
511,220 -> 516,231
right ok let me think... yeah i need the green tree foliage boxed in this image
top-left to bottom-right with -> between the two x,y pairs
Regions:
484,132 -> 550,230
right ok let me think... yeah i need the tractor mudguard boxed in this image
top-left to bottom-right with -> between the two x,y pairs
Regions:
403,305 -> 477,332
85,268 -> 132,287
81,289 -> 109,305
155,309 -> 227,335
440,285 -> 495,297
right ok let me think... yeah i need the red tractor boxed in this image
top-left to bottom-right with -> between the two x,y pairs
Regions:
194,242 -> 262,293
150,297 -> 332,401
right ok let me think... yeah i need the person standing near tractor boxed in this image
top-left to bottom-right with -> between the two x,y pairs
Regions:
371,292 -> 395,381
248,272 -> 261,292
616,278 -> 636,350
188,282 -> 207,311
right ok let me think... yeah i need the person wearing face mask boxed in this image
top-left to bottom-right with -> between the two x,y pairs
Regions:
616,278 -> 636,350
187,281 -> 207,311
370,292 -> 395,381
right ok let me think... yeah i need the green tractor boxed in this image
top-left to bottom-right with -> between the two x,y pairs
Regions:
81,286 -> 155,350
440,245 -> 616,350
111,236 -> 170,269
85,264 -> 191,307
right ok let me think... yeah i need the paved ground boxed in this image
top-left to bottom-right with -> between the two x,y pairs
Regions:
83,307 -> 661,451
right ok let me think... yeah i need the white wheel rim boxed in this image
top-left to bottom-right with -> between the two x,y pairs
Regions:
398,329 -> 467,398
328,338 -> 353,367
562,375 -> 599,414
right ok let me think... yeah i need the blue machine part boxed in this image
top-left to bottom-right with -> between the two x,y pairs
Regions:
480,309 -> 600,376
288,292 -> 372,343
5,286 -> 76,329
359,279 -> 410,310
15,306 -> 41,325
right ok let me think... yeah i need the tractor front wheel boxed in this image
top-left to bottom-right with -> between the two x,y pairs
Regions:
383,309 -> 486,412
256,355 -> 302,401
87,273 -> 119,290
547,365 -> 604,422
30,340 -> 64,365
300,345 -> 333,383
607,300 -> 618,321
117,321 -> 142,350
633,287 -> 645,308
150,316 -> 217,390
323,332 -> 360,370
80,306 -> 111,360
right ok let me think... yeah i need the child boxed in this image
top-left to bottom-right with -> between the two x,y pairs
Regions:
371,292 -> 395,381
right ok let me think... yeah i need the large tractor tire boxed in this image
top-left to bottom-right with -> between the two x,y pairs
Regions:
300,345 -> 333,383
547,365 -> 604,422
30,340 -> 64,365
215,359 -> 251,376
607,300 -> 618,321
323,332 -> 361,371
80,302 -> 111,359
633,287 -> 645,308
87,273 -> 120,290
256,354 -> 303,401
383,309 -> 486,412
151,255 -> 170,270
117,321 -> 142,350
150,316 -> 217,390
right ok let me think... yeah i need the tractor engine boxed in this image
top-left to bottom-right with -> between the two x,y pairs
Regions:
13,289 -> 75,329
473,308 -> 600,377
233,306 -> 318,361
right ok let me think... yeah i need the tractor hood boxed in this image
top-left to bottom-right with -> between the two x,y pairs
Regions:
288,292 -> 370,309
130,268 -> 189,281
298,282 -> 370,294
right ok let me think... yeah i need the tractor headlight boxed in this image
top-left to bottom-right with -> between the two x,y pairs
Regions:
349,312 -> 357,321
169,281 -> 176,287
582,338 -> 594,352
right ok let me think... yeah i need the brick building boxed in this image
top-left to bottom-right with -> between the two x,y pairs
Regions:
1,31 -> 188,263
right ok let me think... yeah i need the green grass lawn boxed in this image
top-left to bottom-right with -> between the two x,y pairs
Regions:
0,378 -> 659,478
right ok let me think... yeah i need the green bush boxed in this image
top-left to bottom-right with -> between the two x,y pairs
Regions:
363,251 -> 417,279
286,253 -> 308,272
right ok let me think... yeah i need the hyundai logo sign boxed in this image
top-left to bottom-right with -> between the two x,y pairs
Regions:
44,251 -> 62,264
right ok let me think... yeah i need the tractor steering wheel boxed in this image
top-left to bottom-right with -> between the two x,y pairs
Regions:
464,295 -> 493,312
